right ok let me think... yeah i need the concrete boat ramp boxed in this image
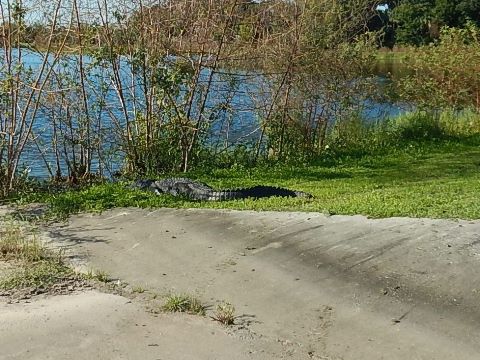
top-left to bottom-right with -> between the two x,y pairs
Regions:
2,208 -> 480,359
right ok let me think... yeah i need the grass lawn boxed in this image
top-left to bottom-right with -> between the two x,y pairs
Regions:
20,139 -> 480,220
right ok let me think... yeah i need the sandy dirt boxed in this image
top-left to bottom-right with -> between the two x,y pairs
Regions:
2,207 -> 480,359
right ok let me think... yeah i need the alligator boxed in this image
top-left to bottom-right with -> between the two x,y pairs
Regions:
130,178 -> 313,201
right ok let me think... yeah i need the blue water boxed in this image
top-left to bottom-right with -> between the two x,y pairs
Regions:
3,51 -> 405,178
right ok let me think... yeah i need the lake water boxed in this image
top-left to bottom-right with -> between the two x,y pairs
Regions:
4,51 -> 407,178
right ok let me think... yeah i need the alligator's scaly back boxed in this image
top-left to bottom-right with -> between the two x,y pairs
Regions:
154,178 -> 212,198
131,178 -> 313,201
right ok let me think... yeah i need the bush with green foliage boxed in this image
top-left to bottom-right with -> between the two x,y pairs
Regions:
394,24 -> 480,111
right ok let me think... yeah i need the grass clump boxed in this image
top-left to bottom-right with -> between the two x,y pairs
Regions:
212,302 -> 236,325
132,285 -> 146,294
0,225 -> 47,262
163,293 -> 206,315
84,269 -> 110,283
0,260 -> 73,290
0,222 -> 78,293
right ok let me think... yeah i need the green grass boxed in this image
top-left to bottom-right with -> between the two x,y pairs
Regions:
19,137 -> 479,220
10,108 -> 480,220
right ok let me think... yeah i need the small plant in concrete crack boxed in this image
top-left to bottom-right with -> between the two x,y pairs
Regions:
163,293 -> 206,315
132,285 -> 146,294
84,269 -> 110,283
212,302 -> 236,325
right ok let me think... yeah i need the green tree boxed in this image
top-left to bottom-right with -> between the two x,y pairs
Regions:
433,0 -> 480,27
391,0 -> 434,45
454,0 -> 480,24
391,0 -> 480,46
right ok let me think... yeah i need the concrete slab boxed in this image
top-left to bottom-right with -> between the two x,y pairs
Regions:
0,290 -> 262,360
36,208 -> 480,359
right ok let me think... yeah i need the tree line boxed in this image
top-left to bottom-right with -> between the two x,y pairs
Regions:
3,0 -> 479,50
